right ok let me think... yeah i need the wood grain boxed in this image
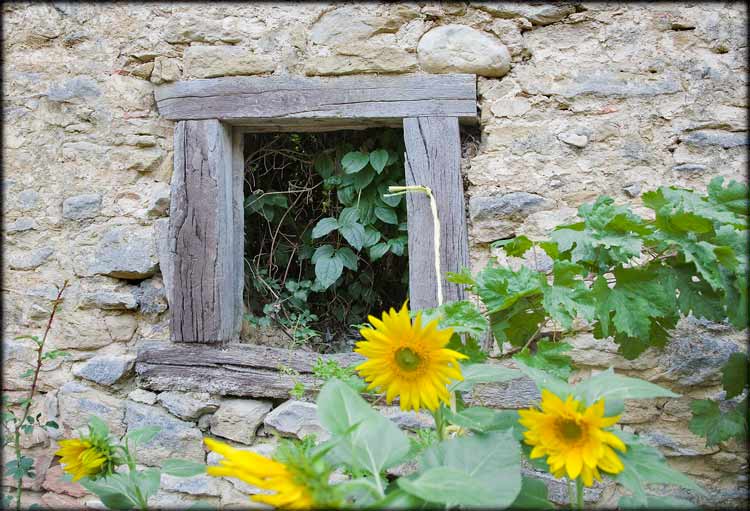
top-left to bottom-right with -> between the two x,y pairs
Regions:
154,74 -> 477,126
403,117 -> 470,310
169,120 -> 242,342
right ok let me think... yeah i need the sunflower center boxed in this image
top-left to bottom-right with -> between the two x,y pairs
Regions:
557,419 -> 583,441
394,347 -> 422,371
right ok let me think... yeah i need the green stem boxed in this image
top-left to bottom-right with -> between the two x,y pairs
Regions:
431,407 -> 445,441
576,478 -> 584,510
567,478 -> 574,508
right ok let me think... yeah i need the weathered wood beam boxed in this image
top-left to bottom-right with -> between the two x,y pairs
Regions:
403,117 -> 470,310
154,74 -> 477,126
135,343 -> 539,408
169,120 -> 242,342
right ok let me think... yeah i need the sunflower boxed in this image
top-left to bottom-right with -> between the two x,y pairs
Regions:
55,438 -> 108,482
519,389 -> 627,486
354,302 -> 468,412
205,438 -> 315,509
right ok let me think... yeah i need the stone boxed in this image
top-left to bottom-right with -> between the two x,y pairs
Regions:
673,163 -> 708,173
163,15 -> 266,44
469,192 -> 553,241
89,226 -> 159,279
210,399 -> 273,445
157,391 -> 220,420
146,182 -> 170,217
553,72 -> 683,98
417,25 -> 511,77
263,401 -> 329,440
8,247 -> 54,270
184,46 -> 275,79
42,491 -> 83,508
104,314 -> 138,341
558,131 -> 589,148
18,189 -> 39,210
623,182 -> 642,198
154,218 -> 173,298
7,217 -> 36,232
124,402 -> 205,466
305,44 -> 417,76
150,57 -> 182,85
476,2 -> 576,25
680,130 -> 748,149
78,291 -> 138,310
309,6 -> 416,46
58,381 -> 126,436
376,406 -> 434,431
111,147 -> 163,173
128,388 -> 157,405
135,277 -> 168,315
160,473 -> 221,497
47,75 -> 100,102
42,464 -> 89,497
73,354 -> 136,386
490,98 -> 531,118
62,193 -> 102,220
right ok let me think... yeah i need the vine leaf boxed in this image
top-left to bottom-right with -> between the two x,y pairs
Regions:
341,151 -> 370,174
369,149 -> 389,173
722,353 -> 748,399
689,399 -> 747,447
311,217 -> 338,239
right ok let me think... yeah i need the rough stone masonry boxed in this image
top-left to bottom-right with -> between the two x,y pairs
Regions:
2,2 -> 747,508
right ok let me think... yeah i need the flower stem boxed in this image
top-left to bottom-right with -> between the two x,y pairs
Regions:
576,478 -> 584,509
14,281 -> 68,511
567,478 -> 574,508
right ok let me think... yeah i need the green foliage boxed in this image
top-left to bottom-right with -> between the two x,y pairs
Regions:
688,398 -> 747,447
722,352 -> 748,399
312,357 -> 367,393
244,130 -> 408,349
515,340 -> 574,380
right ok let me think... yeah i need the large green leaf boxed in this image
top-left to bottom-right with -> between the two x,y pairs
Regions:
312,217 -> 339,239
689,398 -> 747,447
722,352 -> 748,399
314,248 -> 344,289
339,223 -> 366,251
449,363 -> 522,392
492,235 -> 533,257
515,340 -> 573,380
123,426 -> 160,447
618,494 -> 696,509
398,467 -> 496,507
444,407 -> 522,437
162,459 -> 206,477
317,379 -> 410,474
419,300 -> 488,338
342,151 -> 370,174
575,368 -> 679,404
336,247 -> 358,271
514,359 -> 573,399
369,149 -> 389,173
374,206 -> 398,225
542,261 -> 595,329
510,477 -> 555,509
416,429 -> 522,508
614,431 -> 705,500
313,154 -> 334,178
79,475 -> 137,510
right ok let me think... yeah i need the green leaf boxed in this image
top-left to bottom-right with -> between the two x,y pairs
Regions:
351,167 -> 376,190
369,149 -> 389,173
510,477 -> 555,509
44,420 -> 59,430
542,261 -> 595,329
514,359 -> 574,399
398,467 -> 497,507
339,222 -> 366,251
87,415 -> 110,439
707,176 -> 749,216
20,368 -> 34,379
618,494 -> 697,509
161,459 -> 207,477
374,206 -> 398,225
314,154 -> 334,178
368,242 -> 389,262
311,244 -> 334,264
614,431 -> 705,499
450,363 -> 522,392
380,184 -> 402,207
575,368 -> 679,404
314,249 -> 344,289
420,300 -> 488,338
337,185 -> 356,206
42,349 -> 70,361
722,352 -> 748,399
689,399 -> 747,447
387,236 -> 406,256
492,235 -> 533,257
342,151 -> 370,174
362,227 -> 381,248
79,477 -> 136,510
5,456 -> 35,480
124,426 -> 160,446
312,217 -> 339,239
317,379 -> 410,474
445,335 -> 487,364
515,340 -> 573,380
131,468 -> 161,502
337,247 -> 358,271
444,407 -> 521,435
417,429 -> 522,508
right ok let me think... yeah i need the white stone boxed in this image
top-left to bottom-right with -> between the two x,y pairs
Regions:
184,46 -> 275,79
263,401 -> 329,441
73,355 -> 136,386
417,24 -> 510,77
210,399 -> 273,445
128,389 -> 157,405
558,131 -> 589,148
157,391 -> 221,420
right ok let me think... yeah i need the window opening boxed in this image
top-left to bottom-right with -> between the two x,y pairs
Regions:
242,129 -> 408,353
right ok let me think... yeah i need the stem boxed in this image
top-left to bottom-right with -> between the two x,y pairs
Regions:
15,281 -> 68,511
431,407 -> 445,441
576,478 -> 584,509
567,478 -> 574,508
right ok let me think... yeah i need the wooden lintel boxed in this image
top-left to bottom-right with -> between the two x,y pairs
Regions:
154,74 -> 477,125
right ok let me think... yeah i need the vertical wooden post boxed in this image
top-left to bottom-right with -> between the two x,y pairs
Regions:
168,120 -> 242,342
403,117 -> 470,310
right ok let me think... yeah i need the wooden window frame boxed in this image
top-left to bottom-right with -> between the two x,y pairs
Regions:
136,73 -> 477,395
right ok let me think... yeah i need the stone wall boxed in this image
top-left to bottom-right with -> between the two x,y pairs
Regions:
3,2 -> 747,508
